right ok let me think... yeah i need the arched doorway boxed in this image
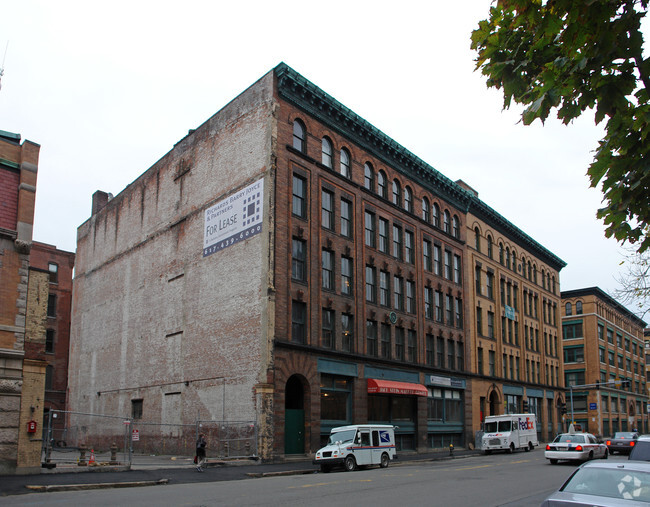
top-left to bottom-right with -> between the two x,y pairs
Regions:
489,390 -> 500,416
284,375 -> 306,454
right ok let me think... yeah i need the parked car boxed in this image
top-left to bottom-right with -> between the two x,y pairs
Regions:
545,432 -> 608,464
541,461 -> 650,506
629,439 -> 650,461
606,431 -> 639,455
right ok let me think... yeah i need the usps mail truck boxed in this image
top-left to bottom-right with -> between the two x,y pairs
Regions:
313,424 -> 397,472
481,413 -> 538,454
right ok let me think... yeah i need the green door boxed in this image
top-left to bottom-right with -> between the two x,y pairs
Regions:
284,409 -> 305,454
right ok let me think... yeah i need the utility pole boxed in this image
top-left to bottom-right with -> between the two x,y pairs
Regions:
568,380 -> 630,432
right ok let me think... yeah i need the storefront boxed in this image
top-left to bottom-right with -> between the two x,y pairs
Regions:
426,375 -> 465,448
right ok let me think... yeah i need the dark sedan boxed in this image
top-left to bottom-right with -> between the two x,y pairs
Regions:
606,432 -> 639,455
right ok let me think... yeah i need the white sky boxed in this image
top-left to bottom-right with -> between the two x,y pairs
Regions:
1,1 -> 644,309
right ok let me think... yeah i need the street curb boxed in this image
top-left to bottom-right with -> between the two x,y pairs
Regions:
25,478 -> 169,493
246,469 -> 318,478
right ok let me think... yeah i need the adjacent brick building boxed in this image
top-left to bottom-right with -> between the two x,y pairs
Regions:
561,287 -> 648,436
0,129 -> 43,474
68,64 -> 566,460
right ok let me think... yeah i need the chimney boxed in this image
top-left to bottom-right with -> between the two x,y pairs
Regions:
92,190 -> 112,216
455,179 -> 479,197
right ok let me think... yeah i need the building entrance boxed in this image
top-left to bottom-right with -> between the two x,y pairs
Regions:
284,375 -> 305,454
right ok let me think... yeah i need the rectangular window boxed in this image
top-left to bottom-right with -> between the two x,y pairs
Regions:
433,245 -> 442,276
393,276 -> 404,311
563,322 -> 583,339
340,198 -> 352,238
365,211 -> 376,248
366,320 -> 378,357
292,174 -> 307,218
435,291 -> 443,322
47,294 -> 56,318
366,266 -> 376,303
487,311 -> 495,338
436,336 -> 445,367
292,300 -> 307,344
322,189 -> 334,230
378,218 -> 389,253
565,370 -> 586,387
45,329 -> 55,353
322,308 -> 334,349
320,375 -> 351,422
447,339 -> 455,369
322,249 -> 334,290
486,272 -> 494,299
380,323 -> 391,359
406,280 -> 416,314
476,306 -> 483,336
453,255 -> 461,284
564,346 -> 584,363
341,313 -> 353,353
292,239 -> 306,282
407,330 -> 416,362
607,328 -> 614,344
489,350 -> 495,376
392,225 -> 402,260
455,297 -> 463,328
424,287 -> 433,319
423,239 -> 432,272
380,271 -> 390,307
445,294 -> 453,326
457,341 -> 464,371
131,399 -> 143,420
477,346 -> 484,374
405,231 -> 414,264
341,256 -> 353,296
426,334 -> 435,366
395,327 -> 405,361
444,250 -> 452,280
475,266 -> 482,294
48,263 -> 58,284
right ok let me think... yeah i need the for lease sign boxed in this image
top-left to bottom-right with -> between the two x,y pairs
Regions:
203,177 -> 264,257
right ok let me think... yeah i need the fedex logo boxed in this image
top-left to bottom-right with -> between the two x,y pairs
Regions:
518,417 -> 534,430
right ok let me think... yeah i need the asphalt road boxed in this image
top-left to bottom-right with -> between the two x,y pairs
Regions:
2,450 -> 626,506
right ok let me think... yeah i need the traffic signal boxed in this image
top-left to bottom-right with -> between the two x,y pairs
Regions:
522,400 -> 529,412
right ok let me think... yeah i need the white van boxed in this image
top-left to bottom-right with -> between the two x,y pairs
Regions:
481,413 -> 538,454
313,424 -> 397,472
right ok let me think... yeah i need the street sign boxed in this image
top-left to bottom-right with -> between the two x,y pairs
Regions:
132,429 -> 140,441
589,403 -> 597,410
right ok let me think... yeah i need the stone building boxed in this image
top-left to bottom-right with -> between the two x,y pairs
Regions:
561,287 -> 648,436
69,64 -> 565,460
0,129 -> 44,474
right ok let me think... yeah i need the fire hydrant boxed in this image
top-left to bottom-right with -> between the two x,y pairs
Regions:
78,444 -> 87,466
110,442 -> 119,465
449,443 -> 454,456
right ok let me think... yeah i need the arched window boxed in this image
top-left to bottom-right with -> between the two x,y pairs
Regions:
576,301 -> 583,315
551,276 -> 556,294
364,163 -> 375,191
404,186 -> 413,212
293,119 -> 306,152
511,249 -> 517,271
377,170 -> 387,198
474,227 -> 481,251
546,273 -> 551,291
321,137 -> 333,168
452,215 -> 460,238
486,235 -> 493,259
533,265 -> 537,284
422,197 -> 431,222
392,179 -> 401,206
340,148 -> 351,178
506,247 -> 511,269
541,269 -> 546,289
432,203 -> 440,228
499,243 -> 504,265
443,210 -> 450,234
527,261 -> 532,280
565,302 -> 572,316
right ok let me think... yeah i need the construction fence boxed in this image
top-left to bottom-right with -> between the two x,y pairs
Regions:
43,410 -> 258,467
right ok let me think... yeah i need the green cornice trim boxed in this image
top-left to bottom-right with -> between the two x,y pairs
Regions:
0,158 -> 20,170
274,62 -> 567,271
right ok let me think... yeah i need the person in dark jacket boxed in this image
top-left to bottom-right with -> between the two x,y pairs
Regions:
196,433 -> 207,471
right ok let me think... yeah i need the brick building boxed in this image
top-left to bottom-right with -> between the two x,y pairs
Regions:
27,242 -> 75,439
0,129 -> 44,474
462,183 -> 566,442
561,287 -> 648,436
69,64 -> 565,460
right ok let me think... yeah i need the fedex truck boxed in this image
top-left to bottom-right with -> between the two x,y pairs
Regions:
313,424 -> 397,473
481,413 -> 538,454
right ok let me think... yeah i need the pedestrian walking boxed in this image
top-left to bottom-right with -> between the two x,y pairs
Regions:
196,433 -> 207,472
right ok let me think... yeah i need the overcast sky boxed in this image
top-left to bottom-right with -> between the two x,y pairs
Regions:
1,1 -> 645,311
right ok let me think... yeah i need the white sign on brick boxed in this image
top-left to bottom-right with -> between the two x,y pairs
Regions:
203,177 -> 264,257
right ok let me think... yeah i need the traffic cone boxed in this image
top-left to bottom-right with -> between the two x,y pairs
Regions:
89,449 -> 95,465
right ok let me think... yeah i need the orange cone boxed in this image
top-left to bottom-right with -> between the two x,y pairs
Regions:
89,449 -> 96,465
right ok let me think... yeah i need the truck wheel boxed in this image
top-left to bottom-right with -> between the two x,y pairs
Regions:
507,443 -> 515,454
380,453 -> 389,468
344,455 -> 357,472
527,442 -> 533,451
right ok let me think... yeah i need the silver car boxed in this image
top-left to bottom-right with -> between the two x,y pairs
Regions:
541,461 -> 650,506
545,432 -> 608,464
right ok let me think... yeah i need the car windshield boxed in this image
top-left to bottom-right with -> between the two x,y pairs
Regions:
614,432 -> 637,439
554,434 -> 586,443
561,466 -> 650,502
328,429 -> 356,445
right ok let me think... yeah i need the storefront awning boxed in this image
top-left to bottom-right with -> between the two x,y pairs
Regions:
367,379 -> 428,397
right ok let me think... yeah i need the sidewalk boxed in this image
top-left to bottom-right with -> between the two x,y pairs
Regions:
0,448 -> 481,497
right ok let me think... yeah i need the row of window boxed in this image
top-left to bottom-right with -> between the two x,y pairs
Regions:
566,370 -> 646,395
292,120 -> 462,240
476,347 -> 561,386
564,322 -> 643,359
473,227 -> 557,293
